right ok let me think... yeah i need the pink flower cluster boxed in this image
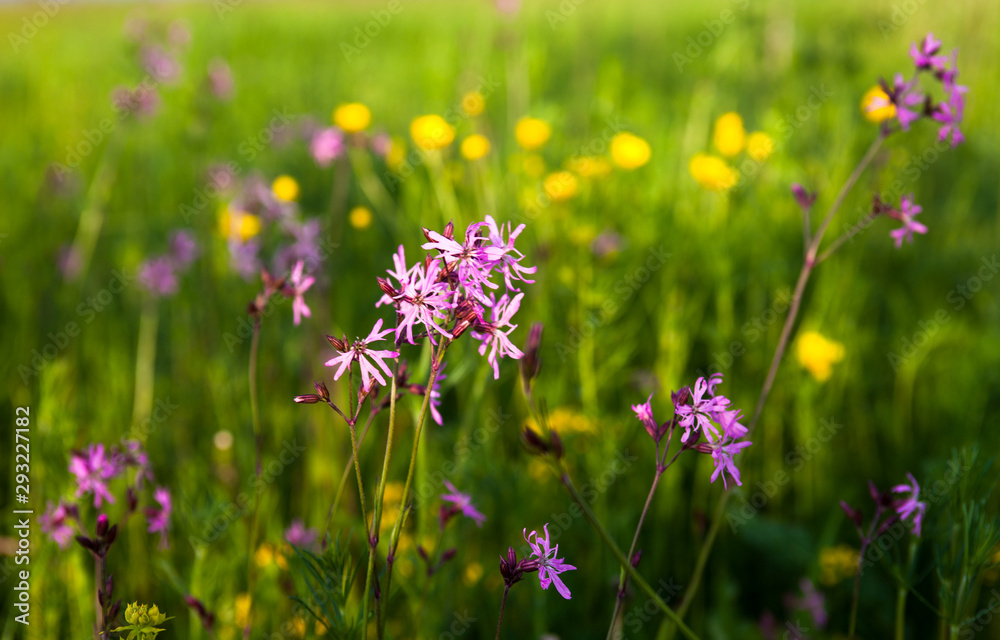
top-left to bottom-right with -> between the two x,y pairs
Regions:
138,229 -> 200,297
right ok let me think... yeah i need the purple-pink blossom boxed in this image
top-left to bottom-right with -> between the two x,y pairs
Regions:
429,361 -> 447,426
471,293 -> 525,379
138,256 -> 179,297
287,260 -> 314,326
311,127 -> 346,167
440,479 -> 487,527
674,375 -> 730,443
888,195 -> 927,248
631,393 -> 665,442
909,33 -> 947,72
39,501 -> 77,549
704,434 -> 752,489
285,519 -> 319,548
70,444 -> 122,507
523,524 -> 576,599
392,258 -> 454,345
892,472 -> 927,536
145,486 -> 172,549
324,319 -> 399,388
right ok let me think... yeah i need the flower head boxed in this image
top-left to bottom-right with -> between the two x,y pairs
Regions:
746,132 -> 775,161
460,134 -> 491,160
523,524 -> 576,599
862,85 -> 897,123
713,112 -> 745,157
40,501 -> 77,548
888,194 -> 927,247
391,258 -> 454,345
145,486 -> 172,550
892,472 -> 927,536
310,127 -> 346,167
482,215 -> 537,292
138,256 -> 179,297
796,331 -> 845,381
543,171 -> 578,202
461,91 -> 486,116
333,102 -> 371,133
515,117 -> 551,151
631,393 -> 666,442
704,433 -> 753,489
271,175 -> 300,202
689,153 -> 737,191
410,115 -> 455,151
910,33 -> 947,72
784,579 -> 828,629
284,519 -> 319,548
674,375 -> 730,443
610,132 -> 651,170
287,260 -> 314,326
70,444 -> 122,507
933,89 -> 965,148
324,319 -> 400,388
471,293 -> 525,379
440,479 -> 487,527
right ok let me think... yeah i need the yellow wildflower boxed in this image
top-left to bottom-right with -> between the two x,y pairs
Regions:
333,102 -> 371,133
543,171 -> 578,202
464,561 -> 484,586
234,593 -> 252,628
689,153 -> 738,191
796,331 -> 845,382
460,134 -> 491,160
713,112 -> 746,157
410,115 -> 455,151
349,206 -> 372,229
515,117 -> 551,150
385,136 -> 407,171
271,175 -> 300,202
461,91 -> 485,116
861,86 -> 896,123
819,545 -> 860,586
218,205 -> 260,242
610,133 -> 651,170
746,132 -> 775,162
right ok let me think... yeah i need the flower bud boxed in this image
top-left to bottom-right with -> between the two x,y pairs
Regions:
522,426 -> 549,455
550,429 -> 564,460
326,335 -> 348,352
631,549 -> 642,568
107,598 -> 121,622
442,220 -> 455,240
314,381 -> 330,401
294,394 -> 321,404
790,183 -> 817,210
519,323 -> 544,382
671,386 -> 691,407
96,514 -> 109,537
840,500 -> 864,528
377,277 -> 398,299
440,548 -> 457,563
105,524 -> 118,547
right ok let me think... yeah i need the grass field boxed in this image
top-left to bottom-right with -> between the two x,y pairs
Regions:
1,0 -> 999,638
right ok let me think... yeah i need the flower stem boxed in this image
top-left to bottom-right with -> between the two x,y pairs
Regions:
94,553 -> 107,638
325,408 -> 377,533
605,467 -> 663,640
244,318 -> 263,639
559,469 -> 701,640
895,586 -> 907,640
665,134 -> 886,639
379,341 -> 450,632
494,585 -> 511,640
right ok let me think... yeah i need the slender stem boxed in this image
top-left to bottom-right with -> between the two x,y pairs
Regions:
559,469 -> 701,640
895,586 -> 907,640
326,408 -> 377,533
815,212 -> 878,265
802,205 -> 812,256
494,586 -> 511,640
849,510 -> 881,639
380,341 -> 450,630
244,318 -> 262,639
606,468 -> 663,640
94,554 -> 106,637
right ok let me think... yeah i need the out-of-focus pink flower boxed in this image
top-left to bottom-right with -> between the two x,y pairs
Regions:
169,229 -> 200,269
287,260 -> 314,326
40,501 -> 77,548
888,195 -> 927,248
440,479 -> 487,527
285,519 -> 318,548
371,133 -> 392,157
145,486 -> 172,549
141,45 -> 181,84
70,444 -> 121,508
208,58 -> 234,100
892,472 -> 927,536
139,256 -> 179,297
310,127 -> 346,167
112,85 -> 160,119
784,579 -> 828,629
909,33 -> 947,71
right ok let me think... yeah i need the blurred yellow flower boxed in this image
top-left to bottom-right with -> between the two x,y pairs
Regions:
218,206 -> 261,242
291,617 -> 307,638
460,134 -> 491,160
525,408 -> 595,435
410,115 -> 455,150
333,102 -> 371,133
254,543 -> 288,570
610,132 -> 651,169
746,132 -> 775,162
349,206 -> 372,229
515,117 -> 551,150
861,85 -> 896,123
568,155 -> 612,178
689,153 -> 738,191
234,593 -> 252,628
543,171 -> 578,202
819,545 -> 860,586
464,561 -> 484,586
569,224 -> 597,246
796,330 -> 845,382
271,175 -> 299,202
713,112 -> 746,157
386,136 -> 407,170
461,91 -> 485,116
521,153 -> 546,177
527,458 -> 550,480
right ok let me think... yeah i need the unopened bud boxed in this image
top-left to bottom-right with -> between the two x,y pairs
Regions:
294,394 -> 321,404
522,427 -> 548,455
631,549 -> 642,568
440,548 -> 457,563
377,276 -> 398,299
326,335 -> 348,352
443,220 -> 454,240
790,183 -> 816,210
96,514 -> 109,537
520,323 -> 544,382
550,429 -> 564,460
314,381 -> 330,401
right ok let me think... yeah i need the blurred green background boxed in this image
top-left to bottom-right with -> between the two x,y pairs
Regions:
1,0 -> 999,638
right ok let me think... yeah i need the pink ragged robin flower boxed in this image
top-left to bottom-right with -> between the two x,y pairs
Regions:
674,375 -> 730,443
311,127 -> 346,167
324,318 -> 400,388
699,434 -> 752,489
39,500 -> 78,549
910,33 -> 948,72
287,260 -> 314,326
285,519 -> 319,548
70,444 -> 122,508
631,393 -> 666,442
392,258 -> 454,345
892,472 -> 927,537
429,361 -> 447,425
471,293 -> 524,379
145,486 -> 172,549
440,479 -> 487,527
422,220 -> 497,304
482,215 -> 537,292
888,195 -> 927,247
523,524 -> 576,599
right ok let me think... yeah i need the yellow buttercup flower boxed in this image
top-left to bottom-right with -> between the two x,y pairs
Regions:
746,132 -> 775,162
862,85 -> 896,123
568,155 -> 612,178
349,206 -> 372,229
819,545 -> 860,586
333,102 -> 371,133
543,171 -> 578,202
271,175 -> 299,202
713,112 -> 746,157
234,593 -> 252,628
460,134 -> 491,160
461,91 -> 485,116
689,153 -> 738,191
410,115 -> 455,151
464,562 -> 484,586
610,132 -> 651,170
796,330 -> 845,382
515,117 -> 551,150
218,205 -> 261,242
